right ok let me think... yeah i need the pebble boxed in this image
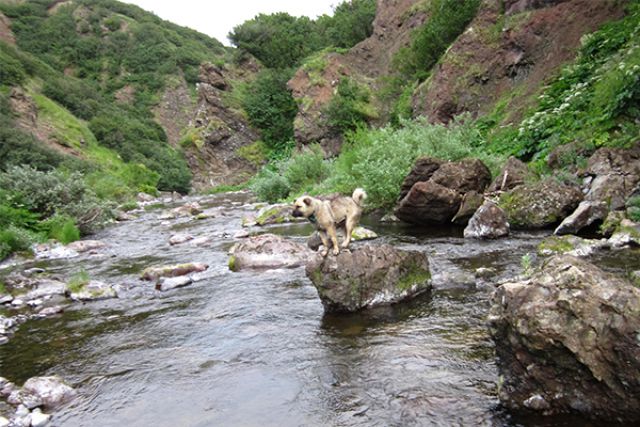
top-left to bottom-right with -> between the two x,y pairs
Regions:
30,408 -> 52,427
0,416 -> 8,427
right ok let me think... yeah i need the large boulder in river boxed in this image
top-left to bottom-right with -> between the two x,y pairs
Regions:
396,181 -> 462,224
487,156 -> 531,192
229,234 -> 314,271
395,158 -> 491,224
12,376 -> 76,410
488,255 -> 640,421
463,200 -> 509,239
499,179 -> 582,229
305,244 -> 431,312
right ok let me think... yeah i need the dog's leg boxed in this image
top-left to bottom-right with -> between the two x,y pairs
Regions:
318,231 -> 330,257
327,226 -> 340,255
341,216 -> 357,249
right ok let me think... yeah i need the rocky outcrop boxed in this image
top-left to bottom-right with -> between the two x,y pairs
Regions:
395,158 -> 492,224
489,255 -> 640,421
228,234 -> 315,271
412,0 -> 626,124
305,244 -> 431,312
307,226 -> 378,251
178,61 -> 262,189
67,280 -> 117,301
499,179 -> 582,228
288,0 -> 427,154
463,200 -> 509,239
556,144 -> 640,235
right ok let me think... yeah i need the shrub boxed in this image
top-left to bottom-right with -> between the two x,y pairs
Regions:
324,77 -> 377,133
0,226 -> 36,259
39,214 -> 80,244
0,166 -> 114,234
282,145 -> 330,195
250,168 -> 291,203
242,69 -> 298,153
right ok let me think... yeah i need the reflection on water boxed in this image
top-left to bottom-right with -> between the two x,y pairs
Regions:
0,192 -> 624,426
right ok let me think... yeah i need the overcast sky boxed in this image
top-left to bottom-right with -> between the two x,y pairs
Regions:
124,1 -> 338,46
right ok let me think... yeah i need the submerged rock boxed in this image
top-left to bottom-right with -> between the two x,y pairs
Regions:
305,244 -> 431,313
140,263 -> 209,281
229,234 -> 313,271
489,255 -> 640,421
169,234 -> 194,245
66,240 -> 106,253
14,376 -> 76,410
156,276 -> 193,292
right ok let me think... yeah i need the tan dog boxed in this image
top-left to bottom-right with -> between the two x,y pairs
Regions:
292,188 -> 367,256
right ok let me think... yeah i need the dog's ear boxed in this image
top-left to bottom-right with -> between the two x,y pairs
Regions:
303,197 -> 312,206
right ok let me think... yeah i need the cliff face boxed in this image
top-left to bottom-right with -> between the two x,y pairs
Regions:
288,0 -> 629,154
288,0 -> 426,155
412,0 -> 627,124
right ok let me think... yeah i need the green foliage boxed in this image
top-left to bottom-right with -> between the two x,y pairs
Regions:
229,12 -> 321,69
324,77 -> 377,133
250,167 -> 291,203
628,196 -> 640,222
318,116 -> 501,209
0,44 -> 27,86
488,4 -> 640,162
89,107 -> 191,193
282,145 -> 330,194
39,214 -> 80,244
229,0 -> 376,69
394,0 -> 480,81
316,0 -> 376,49
236,140 -> 269,167
0,166 -> 114,234
0,225 -> 36,260
42,77 -> 102,120
242,69 -> 298,152
68,269 -> 90,293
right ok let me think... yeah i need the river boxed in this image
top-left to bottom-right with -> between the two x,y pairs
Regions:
0,192 -> 604,426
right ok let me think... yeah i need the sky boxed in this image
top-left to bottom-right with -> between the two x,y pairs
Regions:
124,1 -> 338,46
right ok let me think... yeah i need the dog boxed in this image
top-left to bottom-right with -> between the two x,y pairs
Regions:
292,188 -> 367,256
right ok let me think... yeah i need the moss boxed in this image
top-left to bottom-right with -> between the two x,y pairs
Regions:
396,261 -> 431,292
67,270 -> 90,294
255,206 -> 286,226
228,255 -> 237,272
537,236 -> 575,255
236,140 -> 268,167
0,281 -> 7,295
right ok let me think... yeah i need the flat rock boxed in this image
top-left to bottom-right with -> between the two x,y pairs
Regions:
140,263 -> 209,281
229,234 -> 313,271
155,276 -> 193,291
68,280 -> 117,301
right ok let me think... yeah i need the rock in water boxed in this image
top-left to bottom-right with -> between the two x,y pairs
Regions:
464,200 -> 509,239
305,244 -> 432,312
229,234 -> 314,271
140,263 -> 209,281
489,255 -> 640,421
20,376 -> 76,410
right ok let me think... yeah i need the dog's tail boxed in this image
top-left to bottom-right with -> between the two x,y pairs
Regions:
352,188 -> 367,207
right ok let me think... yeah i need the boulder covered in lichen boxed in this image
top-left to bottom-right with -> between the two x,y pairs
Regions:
305,244 -> 431,312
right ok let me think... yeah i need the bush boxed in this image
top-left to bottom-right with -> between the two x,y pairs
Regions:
282,145 -> 330,195
0,166 -> 114,234
242,69 -> 298,153
0,225 -> 36,259
39,214 -> 80,244
324,77 -> 377,133
250,168 -> 291,203
42,77 -> 102,120
316,0 -> 376,49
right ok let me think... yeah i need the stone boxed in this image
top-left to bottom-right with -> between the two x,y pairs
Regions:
68,280 -> 117,301
489,255 -> 640,421
499,179 -> 583,229
487,156 -> 531,192
38,306 -> 64,317
430,158 -> 492,195
140,263 -> 209,281
305,244 -> 432,312
537,235 -> 609,257
398,157 -> 443,200
254,204 -> 300,226
395,181 -> 462,224
156,276 -> 193,292
463,201 -> 509,239
21,376 -> 76,410
199,62 -> 227,89
229,234 -> 314,271
30,408 -> 51,427
0,416 -> 8,427
451,191 -> 484,225
66,240 -> 106,253
24,279 -> 67,300
554,200 -> 609,235
608,219 -> 640,249
168,234 -> 194,245
32,243 -> 78,260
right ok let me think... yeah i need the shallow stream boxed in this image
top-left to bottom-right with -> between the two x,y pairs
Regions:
0,192 -> 617,426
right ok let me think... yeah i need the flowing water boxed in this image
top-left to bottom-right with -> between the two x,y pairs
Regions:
0,192 -> 607,426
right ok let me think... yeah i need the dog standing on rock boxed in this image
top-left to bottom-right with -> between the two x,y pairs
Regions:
292,188 -> 367,256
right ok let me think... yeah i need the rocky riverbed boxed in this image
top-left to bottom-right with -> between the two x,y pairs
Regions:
0,191 -> 638,426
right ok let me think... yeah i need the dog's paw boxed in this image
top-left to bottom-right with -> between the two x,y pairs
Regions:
332,248 -> 340,256
320,249 -> 329,257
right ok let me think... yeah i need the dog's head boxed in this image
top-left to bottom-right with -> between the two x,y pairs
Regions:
292,196 -> 315,218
